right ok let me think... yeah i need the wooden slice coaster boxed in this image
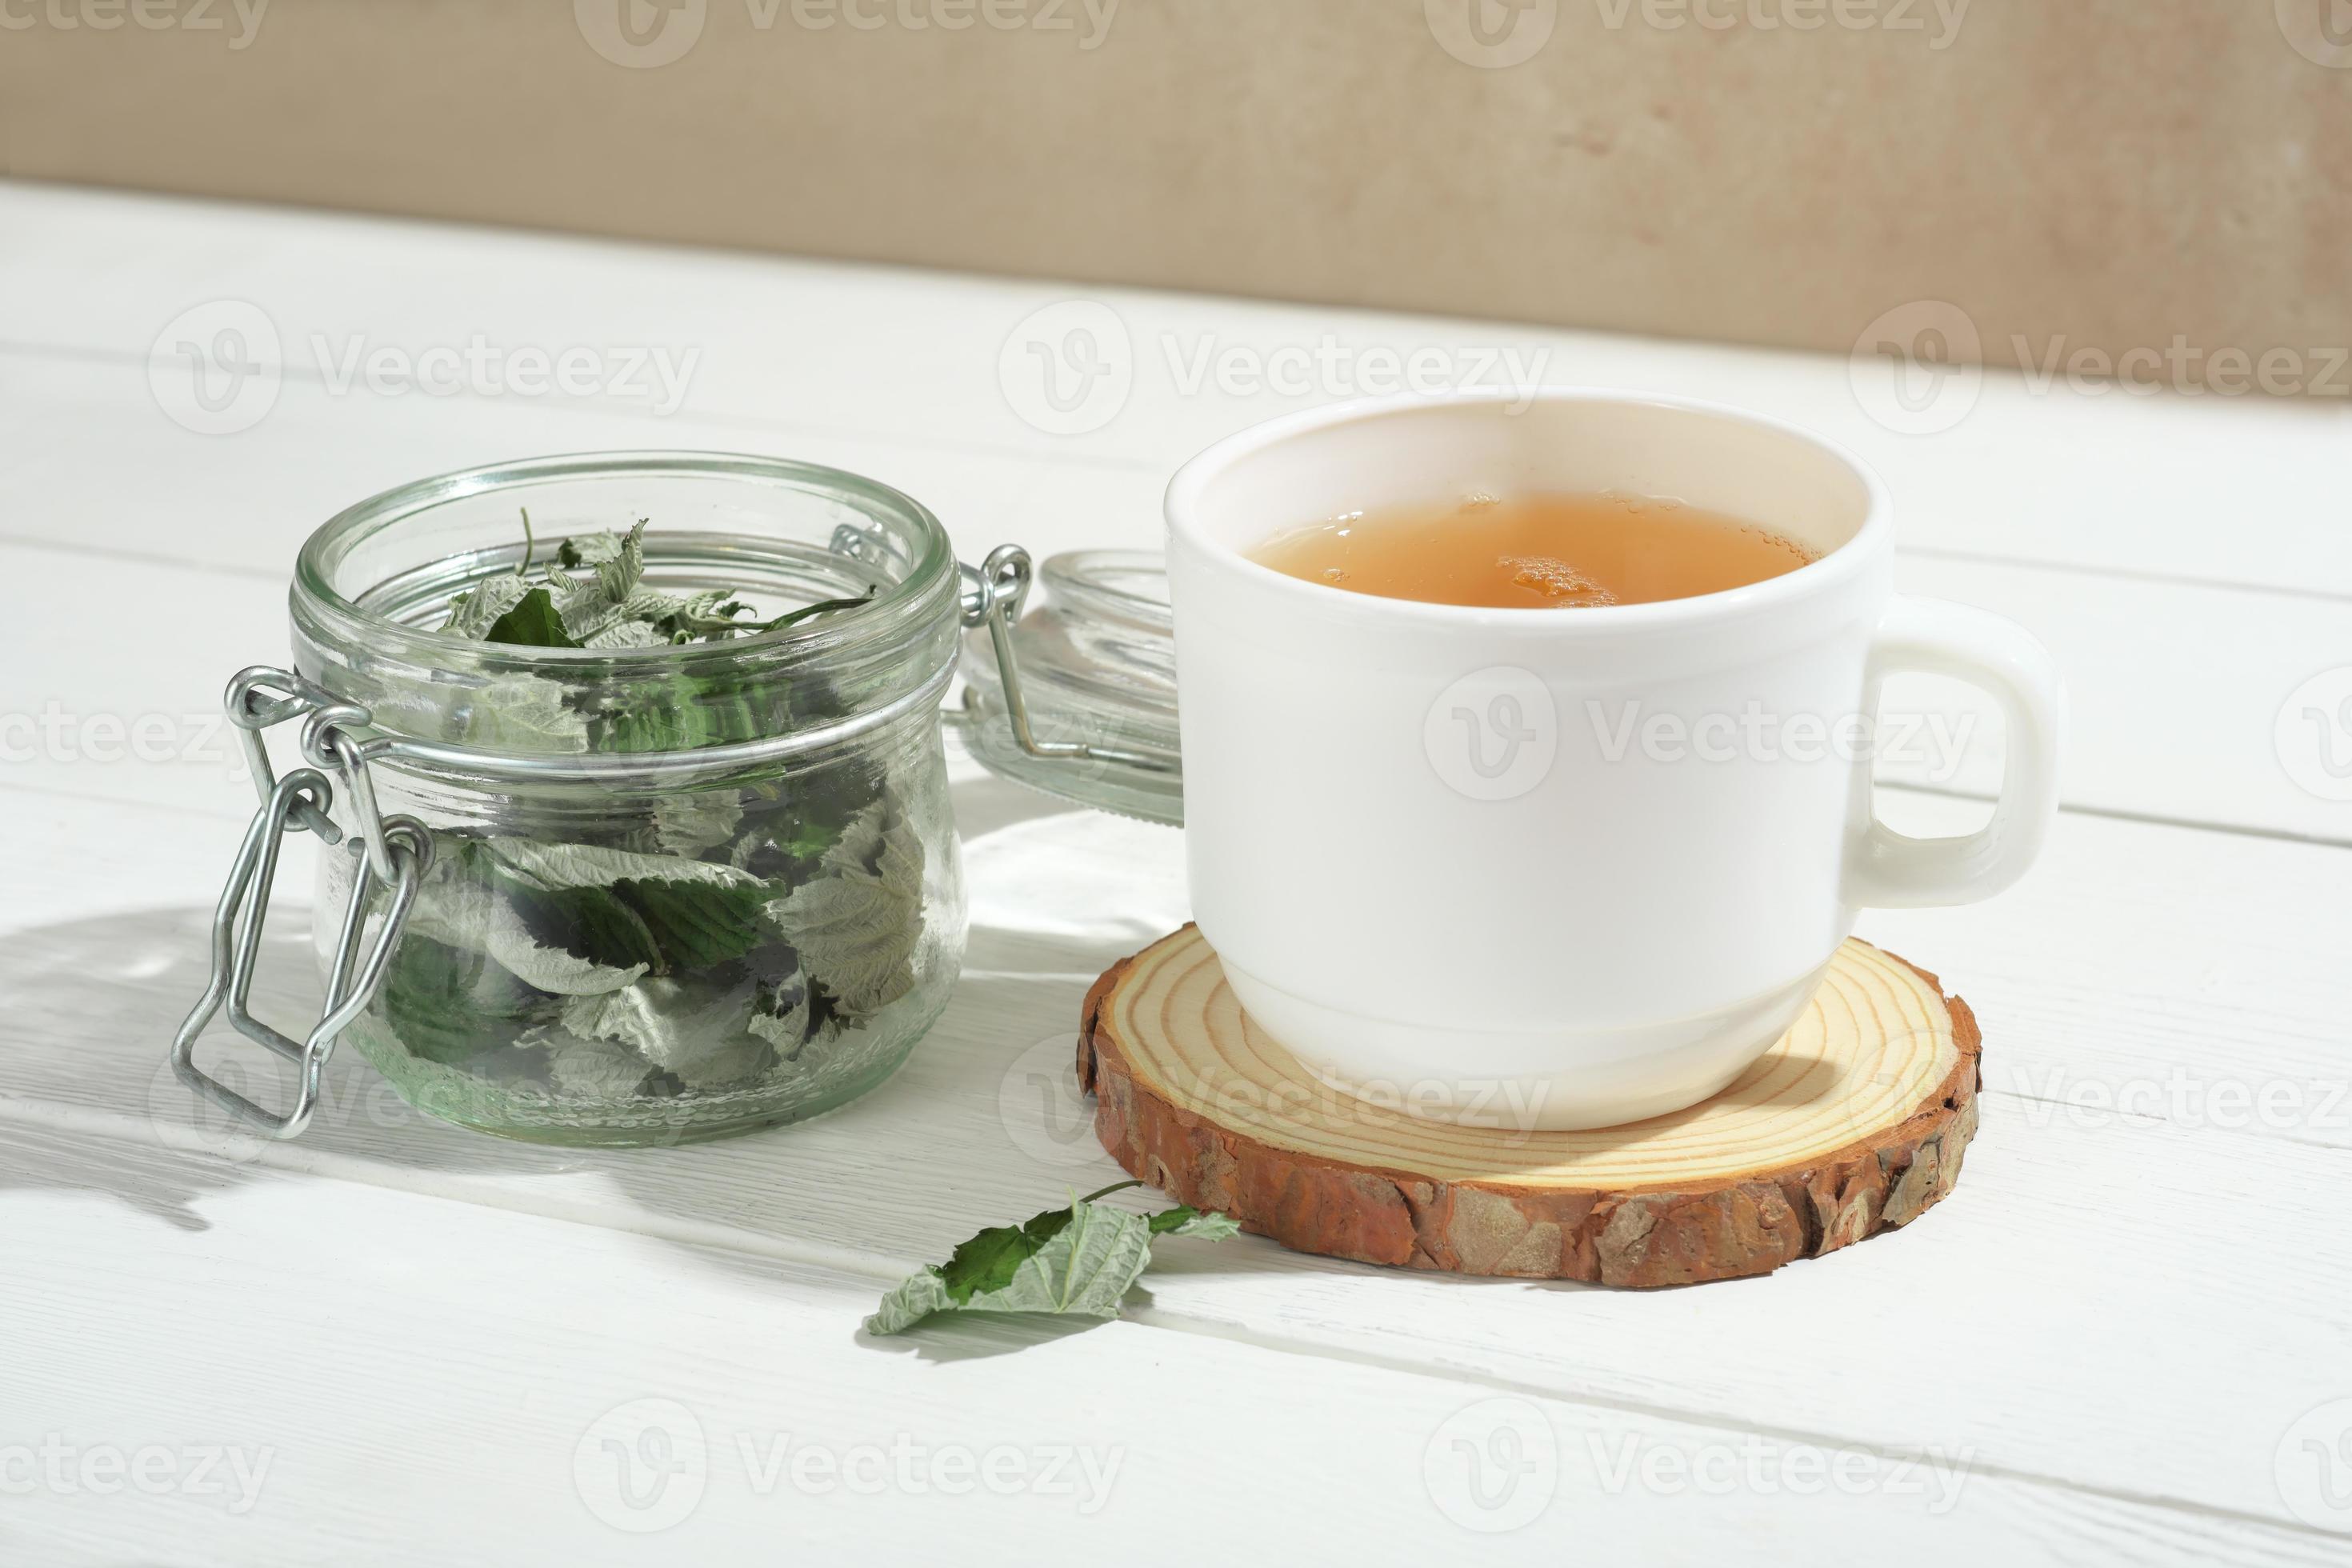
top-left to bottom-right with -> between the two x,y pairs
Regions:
1078,926 -> 1981,1288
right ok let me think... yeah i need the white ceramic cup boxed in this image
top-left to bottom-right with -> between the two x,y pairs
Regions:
1165,390 -> 2063,1131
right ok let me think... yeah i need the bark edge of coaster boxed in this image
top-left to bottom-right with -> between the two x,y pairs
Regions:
1077,925 -> 1980,1288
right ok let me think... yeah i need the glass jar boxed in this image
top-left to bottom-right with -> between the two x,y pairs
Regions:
171,451 -> 1182,1149
256,454 -> 966,1145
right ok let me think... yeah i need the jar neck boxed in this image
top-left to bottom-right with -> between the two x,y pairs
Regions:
287,454 -> 962,759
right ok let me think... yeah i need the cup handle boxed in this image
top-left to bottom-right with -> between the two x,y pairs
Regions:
1842,596 -> 2066,910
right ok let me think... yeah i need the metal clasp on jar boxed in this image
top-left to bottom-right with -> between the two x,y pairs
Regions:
170,667 -> 433,1141
956,542 -> 1179,778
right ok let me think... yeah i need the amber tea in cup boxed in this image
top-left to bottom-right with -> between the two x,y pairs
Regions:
1247,491 -> 1817,609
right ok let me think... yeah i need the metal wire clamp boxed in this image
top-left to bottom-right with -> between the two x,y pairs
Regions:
958,543 -> 1179,777
170,666 -> 433,1141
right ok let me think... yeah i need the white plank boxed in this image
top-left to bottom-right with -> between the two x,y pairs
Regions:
14,484 -> 2345,845
0,352 -> 1047,578
6,180 -> 2350,594
0,541 -> 285,812
1883,554 -> 2352,844
4,783 -> 2346,1530
1864,796 -> 2352,1151
14,1122 -> 2326,1567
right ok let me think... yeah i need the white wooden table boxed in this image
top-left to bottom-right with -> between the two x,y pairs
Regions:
3,181 -> 2348,1566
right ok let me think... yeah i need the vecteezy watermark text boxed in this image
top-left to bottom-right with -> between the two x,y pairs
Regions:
1851,298 -> 2352,435
0,0 -> 268,46
733,1432 -> 1122,1510
766,0 -> 1118,42
1584,1431 -> 1974,1512
2009,1066 -> 2351,1136
1421,1396 -> 1974,1534
2014,335 -> 2352,399
0,704 -> 230,769
1161,334 -> 1550,411
147,300 -> 702,434
308,334 -> 699,414
0,1438 -> 274,1514
997,1033 -> 1560,1167
575,0 -> 1118,69
1424,670 -> 1981,805
573,1398 -> 1122,1533
997,298 -> 1553,436
1594,0 -> 1970,48
1426,0 -> 1968,67
1586,699 -> 1977,777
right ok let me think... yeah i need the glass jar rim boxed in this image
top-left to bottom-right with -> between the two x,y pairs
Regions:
292,449 -> 961,679
287,450 -> 966,766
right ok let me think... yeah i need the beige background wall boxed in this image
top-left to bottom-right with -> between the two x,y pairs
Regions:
5,0 -> 2349,388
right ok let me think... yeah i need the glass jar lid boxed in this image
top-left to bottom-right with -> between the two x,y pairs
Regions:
954,549 -> 1183,826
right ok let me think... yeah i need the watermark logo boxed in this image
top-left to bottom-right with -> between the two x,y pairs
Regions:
2276,1398 -> 2352,1532
2278,0 -> 2352,68
998,1033 -> 1109,1170
146,1051 -> 278,1168
574,1398 -> 709,1533
2278,667 -> 2352,803
999,300 -> 1134,435
576,0 -> 708,67
1850,300 -> 1982,435
1426,0 -> 1558,67
149,299 -> 282,436
1422,1397 -> 1558,1532
145,1033 -> 470,1168
1425,666 -> 1559,802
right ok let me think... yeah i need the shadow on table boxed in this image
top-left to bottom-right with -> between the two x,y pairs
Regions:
0,902 -> 606,1227
0,774 -> 1192,1274
0,771 -> 1624,1327
854,1310 -> 1112,1363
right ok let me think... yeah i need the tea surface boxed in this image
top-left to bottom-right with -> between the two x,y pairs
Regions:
1248,492 -> 1817,609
